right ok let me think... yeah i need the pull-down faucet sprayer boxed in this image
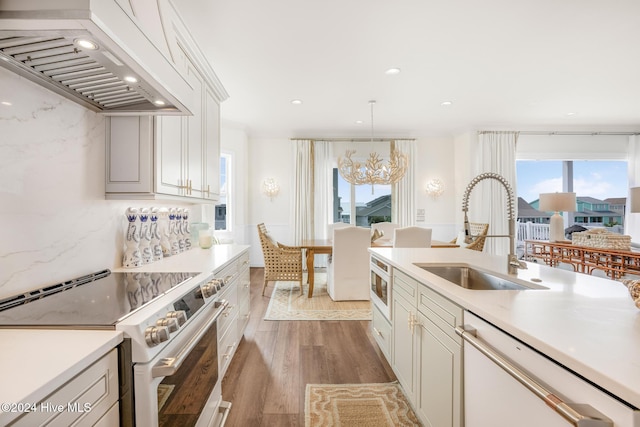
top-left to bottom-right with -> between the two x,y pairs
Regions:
462,172 -> 526,275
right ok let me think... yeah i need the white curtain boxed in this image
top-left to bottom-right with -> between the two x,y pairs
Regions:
392,140 -> 416,227
626,135 -> 640,242
292,140 -> 314,245
473,131 -> 519,256
314,141 -> 332,240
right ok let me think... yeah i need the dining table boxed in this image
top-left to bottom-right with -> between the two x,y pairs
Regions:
299,239 -> 458,298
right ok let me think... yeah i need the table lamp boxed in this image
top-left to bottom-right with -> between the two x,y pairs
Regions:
539,192 -> 576,242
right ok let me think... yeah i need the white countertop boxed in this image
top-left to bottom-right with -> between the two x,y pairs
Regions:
112,244 -> 250,276
0,329 -> 123,425
370,247 -> 640,409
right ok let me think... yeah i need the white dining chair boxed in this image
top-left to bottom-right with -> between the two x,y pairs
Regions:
393,226 -> 432,248
327,226 -> 371,301
327,222 -> 352,238
371,222 -> 399,244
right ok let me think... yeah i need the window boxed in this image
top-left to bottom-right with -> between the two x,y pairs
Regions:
333,169 -> 392,227
215,153 -> 231,230
517,160 -> 627,227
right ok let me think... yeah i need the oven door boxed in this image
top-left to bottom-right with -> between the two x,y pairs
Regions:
134,300 -> 229,427
370,261 -> 391,319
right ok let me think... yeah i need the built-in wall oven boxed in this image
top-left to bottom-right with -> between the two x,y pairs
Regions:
0,269 -> 234,427
370,255 -> 392,320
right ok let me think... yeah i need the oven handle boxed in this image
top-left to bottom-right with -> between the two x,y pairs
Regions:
152,299 -> 229,378
455,326 -> 613,427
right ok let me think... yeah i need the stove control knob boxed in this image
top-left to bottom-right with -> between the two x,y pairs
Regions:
156,317 -> 179,333
144,325 -> 170,347
202,279 -> 221,298
166,310 -> 187,326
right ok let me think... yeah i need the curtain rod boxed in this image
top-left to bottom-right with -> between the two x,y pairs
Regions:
517,131 -> 640,136
290,137 -> 415,142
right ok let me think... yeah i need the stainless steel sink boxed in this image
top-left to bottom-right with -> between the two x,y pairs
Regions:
418,265 -> 542,290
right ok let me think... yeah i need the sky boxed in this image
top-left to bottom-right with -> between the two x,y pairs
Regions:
516,160 -> 628,203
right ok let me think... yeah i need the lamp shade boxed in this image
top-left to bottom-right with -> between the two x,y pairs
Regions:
539,192 -> 576,213
630,187 -> 640,213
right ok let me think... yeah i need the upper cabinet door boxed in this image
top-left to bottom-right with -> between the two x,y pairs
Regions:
185,57 -> 205,199
155,115 -> 185,197
204,85 -> 221,201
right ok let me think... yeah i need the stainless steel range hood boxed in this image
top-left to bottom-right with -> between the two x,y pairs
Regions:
0,0 -> 193,115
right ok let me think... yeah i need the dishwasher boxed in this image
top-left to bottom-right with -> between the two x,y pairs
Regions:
459,312 -> 639,427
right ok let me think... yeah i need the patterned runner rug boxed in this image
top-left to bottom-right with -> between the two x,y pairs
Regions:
305,382 -> 420,427
264,273 -> 372,321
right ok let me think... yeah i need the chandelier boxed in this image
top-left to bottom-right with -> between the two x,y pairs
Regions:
337,101 -> 408,194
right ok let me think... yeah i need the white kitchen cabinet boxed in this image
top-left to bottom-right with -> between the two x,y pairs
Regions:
389,268 -> 463,427
217,250 -> 250,377
12,349 -> 119,427
371,303 -> 392,361
391,269 -> 419,403
236,252 -> 251,336
105,1 -> 227,202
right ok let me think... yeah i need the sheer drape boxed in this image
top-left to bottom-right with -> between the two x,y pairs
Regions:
626,135 -> 640,242
292,140 -> 314,245
473,131 -> 519,255
392,140 -> 416,227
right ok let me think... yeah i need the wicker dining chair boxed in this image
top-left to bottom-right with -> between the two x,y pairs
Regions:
451,223 -> 489,252
257,223 -> 304,296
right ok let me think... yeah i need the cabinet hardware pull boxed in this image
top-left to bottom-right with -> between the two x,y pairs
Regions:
373,327 -> 383,337
455,326 -> 613,427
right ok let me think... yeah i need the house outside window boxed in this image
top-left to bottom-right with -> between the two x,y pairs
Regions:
333,168 -> 392,227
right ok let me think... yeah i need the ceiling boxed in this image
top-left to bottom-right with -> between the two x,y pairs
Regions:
174,0 -> 640,139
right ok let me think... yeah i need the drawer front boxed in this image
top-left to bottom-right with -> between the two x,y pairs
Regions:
393,269 -> 418,303
217,285 -> 238,338
219,319 -> 238,376
372,304 -> 392,361
418,284 -> 463,343
13,349 -> 119,427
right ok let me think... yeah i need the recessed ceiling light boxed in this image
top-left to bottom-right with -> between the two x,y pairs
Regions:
385,68 -> 401,75
1,101 -> 12,106
124,76 -> 138,83
441,101 -> 453,106
566,112 -> 577,116
291,99 -> 303,105
154,100 -> 166,106
355,120 -> 364,124
75,39 -> 99,50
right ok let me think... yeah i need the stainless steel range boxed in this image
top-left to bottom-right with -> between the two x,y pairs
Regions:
0,268 -> 233,426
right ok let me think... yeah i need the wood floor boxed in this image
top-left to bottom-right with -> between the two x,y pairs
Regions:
221,268 -> 396,426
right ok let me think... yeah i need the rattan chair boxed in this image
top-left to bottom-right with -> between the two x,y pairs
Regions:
451,223 -> 489,252
257,223 -> 303,296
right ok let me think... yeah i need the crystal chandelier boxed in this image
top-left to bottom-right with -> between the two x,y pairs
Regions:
337,101 -> 408,194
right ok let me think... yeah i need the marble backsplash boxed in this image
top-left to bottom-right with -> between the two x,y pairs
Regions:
0,67 -> 192,300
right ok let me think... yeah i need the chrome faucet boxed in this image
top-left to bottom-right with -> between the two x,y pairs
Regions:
462,172 -> 526,275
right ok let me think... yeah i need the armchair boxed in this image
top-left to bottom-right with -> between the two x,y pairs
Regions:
451,222 -> 489,251
257,223 -> 303,296
327,226 -> 370,301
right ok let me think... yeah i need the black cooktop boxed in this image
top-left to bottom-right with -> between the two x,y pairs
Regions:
0,270 -> 201,328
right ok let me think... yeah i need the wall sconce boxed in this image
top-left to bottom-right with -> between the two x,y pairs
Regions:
425,179 -> 444,199
263,178 -> 280,200
539,192 -> 576,242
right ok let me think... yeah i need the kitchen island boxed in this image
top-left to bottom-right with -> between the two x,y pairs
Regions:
370,247 -> 640,425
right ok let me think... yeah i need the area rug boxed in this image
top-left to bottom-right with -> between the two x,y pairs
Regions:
264,273 -> 372,321
305,382 -> 420,427
157,384 -> 175,411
